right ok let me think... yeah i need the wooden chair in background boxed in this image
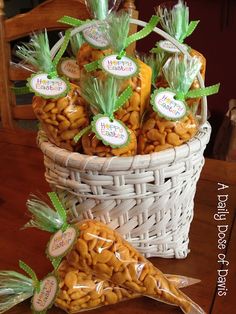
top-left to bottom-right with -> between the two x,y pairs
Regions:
0,0 -> 138,146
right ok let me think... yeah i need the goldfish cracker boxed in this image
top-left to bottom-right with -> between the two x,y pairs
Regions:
78,75 -> 138,157
33,83 -> 90,152
187,49 -> 206,110
55,258 -> 201,313
0,237 -> 201,314
115,59 -> 152,136
82,129 -> 137,157
55,260 -> 138,313
138,111 -> 198,154
60,220 -> 205,314
154,0 -> 207,112
77,43 -> 112,75
20,193 -> 205,314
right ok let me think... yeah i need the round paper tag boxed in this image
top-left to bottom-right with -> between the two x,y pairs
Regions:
153,91 -> 187,120
159,40 -> 186,53
101,55 -> 138,78
94,116 -> 129,147
60,59 -> 80,80
28,73 -> 69,99
32,275 -> 58,312
83,23 -> 109,49
48,227 -> 77,258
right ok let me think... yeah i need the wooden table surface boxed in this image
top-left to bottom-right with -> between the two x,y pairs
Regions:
0,139 -> 235,314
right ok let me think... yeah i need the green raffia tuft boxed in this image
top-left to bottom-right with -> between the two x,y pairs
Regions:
107,11 -> 130,54
163,54 -> 201,94
142,51 -> 169,85
156,0 -> 198,43
24,195 -> 64,233
85,0 -> 109,20
80,75 -> 119,118
16,30 -> 53,73
70,32 -> 85,57
0,271 -> 34,314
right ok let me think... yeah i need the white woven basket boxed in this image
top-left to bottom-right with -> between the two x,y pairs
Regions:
38,19 -> 211,259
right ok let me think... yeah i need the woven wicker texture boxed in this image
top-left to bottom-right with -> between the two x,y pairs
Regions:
38,122 -> 211,259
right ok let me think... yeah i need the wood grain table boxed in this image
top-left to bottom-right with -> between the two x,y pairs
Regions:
0,139 -> 235,314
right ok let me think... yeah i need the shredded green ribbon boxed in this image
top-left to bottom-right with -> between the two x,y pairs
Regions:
86,0 -> 109,21
12,30 -> 72,95
19,261 -> 40,293
156,1 -> 200,48
180,20 -> 199,43
74,84 -> 133,143
47,192 -> 68,232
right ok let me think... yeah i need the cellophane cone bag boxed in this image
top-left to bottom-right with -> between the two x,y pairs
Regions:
55,259 -> 200,313
138,55 -> 200,154
59,219 -> 205,314
21,193 -> 206,314
155,0 -> 206,112
77,0 -> 113,75
78,75 -> 137,157
16,31 -> 90,152
105,12 -> 152,136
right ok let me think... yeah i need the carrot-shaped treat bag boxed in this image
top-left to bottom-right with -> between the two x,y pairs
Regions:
16,30 -> 89,152
153,0 -> 205,111
24,192 -> 206,314
58,0 -> 119,74
138,55 -> 220,154
85,11 -> 157,135
138,55 -> 219,154
0,261 -> 59,314
77,0 -> 120,71
56,260 -> 200,313
0,195 -> 193,313
74,75 -> 137,157
0,259 -> 200,314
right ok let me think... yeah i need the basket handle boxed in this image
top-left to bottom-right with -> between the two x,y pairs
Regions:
51,19 -> 207,125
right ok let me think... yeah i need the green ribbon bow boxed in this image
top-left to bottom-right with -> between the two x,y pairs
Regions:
175,83 -> 220,101
19,261 -> 41,293
58,16 -> 92,27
